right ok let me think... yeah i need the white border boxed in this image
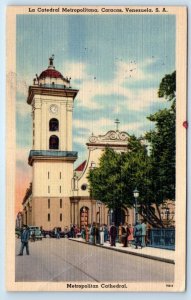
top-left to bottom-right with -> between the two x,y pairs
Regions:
1,0 -> 191,299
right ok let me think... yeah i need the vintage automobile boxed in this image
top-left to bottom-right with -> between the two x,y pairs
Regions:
42,227 -> 71,238
28,226 -> 43,241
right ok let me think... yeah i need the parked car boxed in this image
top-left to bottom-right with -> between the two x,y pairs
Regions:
28,226 -> 43,240
42,227 -> 71,238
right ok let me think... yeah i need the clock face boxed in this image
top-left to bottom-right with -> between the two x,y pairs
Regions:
49,104 -> 58,114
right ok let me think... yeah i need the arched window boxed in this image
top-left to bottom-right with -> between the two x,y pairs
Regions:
49,118 -> 59,131
49,135 -> 59,149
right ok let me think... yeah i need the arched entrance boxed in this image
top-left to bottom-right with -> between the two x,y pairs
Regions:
109,207 -> 127,226
80,206 -> 89,229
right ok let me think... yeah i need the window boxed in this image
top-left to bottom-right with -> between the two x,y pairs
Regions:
48,213 -> 50,222
60,214 -> 62,222
48,199 -> 50,209
49,135 -> 59,149
60,186 -> 61,193
60,199 -> 62,208
81,184 -> 88,191
48,186 -> 50,193
48,172 -> 50,179
60,172 -> 61,179
49,118 -> 59,131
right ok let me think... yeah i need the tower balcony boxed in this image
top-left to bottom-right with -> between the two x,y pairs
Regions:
28,150 -> 78,166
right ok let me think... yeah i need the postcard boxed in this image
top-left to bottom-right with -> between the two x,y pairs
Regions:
6,6 -> 187,292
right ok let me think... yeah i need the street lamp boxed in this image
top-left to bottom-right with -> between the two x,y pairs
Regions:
133,188 -> 139,225
97,202 -> 101,225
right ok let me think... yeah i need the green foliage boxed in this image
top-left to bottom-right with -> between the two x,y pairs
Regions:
146,71 -> 176,202
158,71 -> 176,101
88,71 -> 176,227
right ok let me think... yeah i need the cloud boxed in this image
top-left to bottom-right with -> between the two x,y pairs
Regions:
63,58 -> 163,116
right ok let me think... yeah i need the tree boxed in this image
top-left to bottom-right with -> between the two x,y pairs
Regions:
146,71 -> 176,202
144,71 -> 176,225
88,148 -> 125,225
88,137 -> 154,226
88,71 -> 176,228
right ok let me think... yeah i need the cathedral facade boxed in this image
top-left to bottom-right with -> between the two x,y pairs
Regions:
22,57 -> 134,230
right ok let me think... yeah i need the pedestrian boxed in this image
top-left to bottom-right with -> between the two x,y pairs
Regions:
56,228 -> 60,239
85,225 -> 90,242
127,224 -> 134,247
134,222 -> 142,249
95,223 -> 100,244
121,224 -> 126,246
17,225 -> 30,256
99,225 -> 104,245
118,223 -> 123,243
70,225 -> 75,238
110,222 -> 117,246
90,222 -> 96,245
141,219 -> 147,247
122,223 -> 130,247
81,226 -> 86,239
103,224 -> 108,242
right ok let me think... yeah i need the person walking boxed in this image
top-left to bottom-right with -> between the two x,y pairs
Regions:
121,224 -> 127,247
56,228 -> 60,239
95,223 -> 100,244
17,225 -> 30,256
110,223 -> 117,246
127,224 -> 134,247
81,226 -> 86,239
134,222 -> 142,249
141,220 -> 147,247
85,225 -> 90,243
103,224 -> 108,242
90,222 -> 96,245
99,225 -> 104,245
122,223 -> 131,247
70,225 -> 75,238
118,223 -> 123,244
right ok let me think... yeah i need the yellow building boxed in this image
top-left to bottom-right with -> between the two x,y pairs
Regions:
22,57 -> 175,230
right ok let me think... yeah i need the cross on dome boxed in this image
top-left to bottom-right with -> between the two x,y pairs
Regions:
115,118 -> 120,131
48,54 -> 55,69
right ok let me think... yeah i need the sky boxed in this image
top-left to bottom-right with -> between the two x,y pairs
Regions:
15,14 -> 175,213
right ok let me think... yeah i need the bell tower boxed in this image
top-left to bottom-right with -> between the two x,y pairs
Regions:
27,56 -> 79,229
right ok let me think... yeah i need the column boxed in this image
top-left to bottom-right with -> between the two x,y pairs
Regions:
66,98 -> 73,151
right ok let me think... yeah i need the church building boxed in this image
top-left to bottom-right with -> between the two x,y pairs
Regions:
22,57 -> 134,230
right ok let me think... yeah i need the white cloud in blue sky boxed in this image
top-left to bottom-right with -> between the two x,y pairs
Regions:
16,14 -> 175,167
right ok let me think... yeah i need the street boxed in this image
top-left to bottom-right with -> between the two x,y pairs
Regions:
15,238 -> 174,282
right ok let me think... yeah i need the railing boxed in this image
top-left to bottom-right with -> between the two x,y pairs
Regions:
147,228 -> 175,250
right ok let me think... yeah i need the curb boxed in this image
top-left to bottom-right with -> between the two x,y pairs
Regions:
69,238 -> 175,265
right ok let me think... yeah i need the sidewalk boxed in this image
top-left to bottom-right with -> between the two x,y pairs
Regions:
69,238 -> 175,264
